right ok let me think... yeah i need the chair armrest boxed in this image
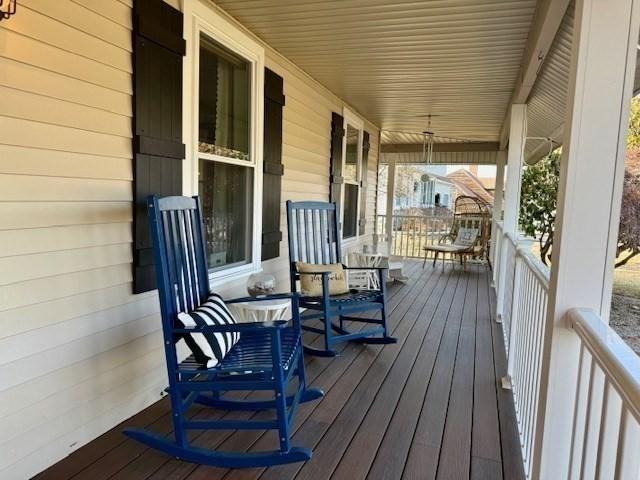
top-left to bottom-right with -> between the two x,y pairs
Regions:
439,233 -> 455,244
342,266 -> 388,272
173,320 -> 289,335
225,292 -> 299,304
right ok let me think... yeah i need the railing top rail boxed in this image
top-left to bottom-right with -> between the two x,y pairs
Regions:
568,308 -> 640,423
500,230 -> 551,290
517,248 -> 550,291
504,230 -> 519,246
376,214 -> 453,219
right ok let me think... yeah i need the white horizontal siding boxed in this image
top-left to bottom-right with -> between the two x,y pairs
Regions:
0,1 -> 380,478
0,3 -> 165,479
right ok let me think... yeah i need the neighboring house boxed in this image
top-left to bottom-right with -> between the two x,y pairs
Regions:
394,171 -> 457,209
446,168 -> 495,207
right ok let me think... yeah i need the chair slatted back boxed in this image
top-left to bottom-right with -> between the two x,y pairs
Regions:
286,201 -> 341,292
147,196 -> 211,328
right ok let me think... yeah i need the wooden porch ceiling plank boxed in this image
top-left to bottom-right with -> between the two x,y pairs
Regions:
331,268 -> 465,480
471,266 -> 503,473
183,262 -> 435,480
488,276 -> 527,480
287,269 -> 453,480
140,265 -> 424,480
367,267 -> 468,480
434,266 -> 477,480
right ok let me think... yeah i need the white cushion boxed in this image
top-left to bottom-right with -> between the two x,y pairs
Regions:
454,228 -> 479,247
177,293 -> 240,368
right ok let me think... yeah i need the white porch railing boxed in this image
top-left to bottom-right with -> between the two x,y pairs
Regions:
496,226 -> 551,477
375,214 -> 453,258
566,309 -> 640,479
492,220 -> 504,289
494,221 -> 640,479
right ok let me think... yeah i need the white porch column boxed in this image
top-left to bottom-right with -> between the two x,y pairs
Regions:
496,104 -> 527,321
385,156 -> 396,254
490,150 -> 506,268
534,0 -> 640,477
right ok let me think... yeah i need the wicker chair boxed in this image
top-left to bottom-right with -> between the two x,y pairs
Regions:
422,196 -> 491,268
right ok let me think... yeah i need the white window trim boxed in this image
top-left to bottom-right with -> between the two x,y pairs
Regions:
182,0 -> 265,284
341,107 -> 365,245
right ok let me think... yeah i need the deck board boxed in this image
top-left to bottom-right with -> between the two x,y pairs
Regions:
37,261 -> 525,480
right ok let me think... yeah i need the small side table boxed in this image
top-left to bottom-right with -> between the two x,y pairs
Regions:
229,298 -> 290,323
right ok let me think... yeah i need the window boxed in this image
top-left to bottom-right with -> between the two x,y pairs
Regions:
198,159 -> 253,270
199,35 -> 250,161
183,3 -> 265,279
198,33 -> 254,271
343,124 -> 361,239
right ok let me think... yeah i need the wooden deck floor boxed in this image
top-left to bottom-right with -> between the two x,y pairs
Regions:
37,261 -> 525,480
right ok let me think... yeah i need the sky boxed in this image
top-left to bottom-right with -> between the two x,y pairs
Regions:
445,164 -> 497,177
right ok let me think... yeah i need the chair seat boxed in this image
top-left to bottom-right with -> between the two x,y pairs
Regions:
423,244 -> 472,253
301,289 -> 381,307
179,328 -> 300,375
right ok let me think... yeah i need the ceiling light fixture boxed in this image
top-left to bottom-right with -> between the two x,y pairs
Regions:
422,115 -> 435,164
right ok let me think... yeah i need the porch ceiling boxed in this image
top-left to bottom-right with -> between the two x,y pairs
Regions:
214,0 -> 538,144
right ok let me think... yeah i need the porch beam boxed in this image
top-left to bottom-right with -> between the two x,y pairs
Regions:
380,142 -> 499,154
496,104 -> 527,320
499,0 -> 572,149
534,0 -> 640,478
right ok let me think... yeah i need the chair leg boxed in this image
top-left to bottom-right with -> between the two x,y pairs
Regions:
379,298 -> 396,343
296,341 -> 324,403
432,250 -> 438,267
271,334 -> 291,453
324,312 -> 333,353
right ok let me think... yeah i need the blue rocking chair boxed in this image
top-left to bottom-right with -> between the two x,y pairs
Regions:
123,196 -> 323,468
286,201 -> 397,357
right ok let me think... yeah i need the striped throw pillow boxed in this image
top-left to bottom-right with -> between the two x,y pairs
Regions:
177,293 -> 240,368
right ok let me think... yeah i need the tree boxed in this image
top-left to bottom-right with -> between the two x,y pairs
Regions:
627,97 -> 640,148
519,97 -> 640,266
616,162 -> 640,267
519,152 -> 560,265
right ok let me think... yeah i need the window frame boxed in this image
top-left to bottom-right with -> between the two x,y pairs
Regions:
341,108 -> 364,243
183,0 -> 265,282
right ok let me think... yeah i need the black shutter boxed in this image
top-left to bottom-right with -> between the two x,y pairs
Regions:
330,112 -> 345,223
262,68 -> 285,261
359,130 -> 370,235
132,0 -> 185,293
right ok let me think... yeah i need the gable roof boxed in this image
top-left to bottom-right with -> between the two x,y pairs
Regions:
446,169 -> 495,206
